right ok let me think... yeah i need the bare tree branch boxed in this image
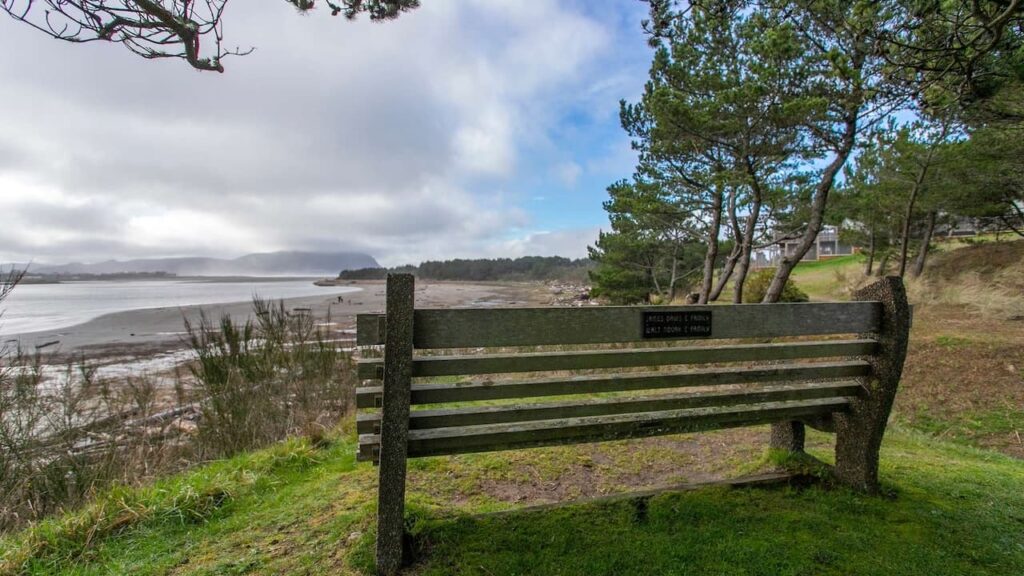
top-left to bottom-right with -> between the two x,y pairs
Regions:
1,1 -> 419,72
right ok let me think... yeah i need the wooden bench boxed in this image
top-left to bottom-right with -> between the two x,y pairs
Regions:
355,274 -> 910,575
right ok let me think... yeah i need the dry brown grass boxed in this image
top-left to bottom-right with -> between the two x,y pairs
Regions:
894,303 -> 1024,458
794,241 -> 1024,458
926,238 -> 1024,281
906,258 -> 1024,320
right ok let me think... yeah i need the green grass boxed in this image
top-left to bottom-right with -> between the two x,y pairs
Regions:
934,335 -> 973,348
787,254 -> 864,301
909,408 -> 1024,445
0,438 -> 366,576
409,432 -> 1024,576
2,429 -> 1022,576
789,254 -> 864,273
711,255 -> 865,303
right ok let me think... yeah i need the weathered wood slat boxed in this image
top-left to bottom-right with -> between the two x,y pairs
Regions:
354,360 -> 869,408
356,380 -> 862,434
356,396 -> 851,460
356,339 -> 878,379
355,302 -> 882,348
356,313 -> 385,346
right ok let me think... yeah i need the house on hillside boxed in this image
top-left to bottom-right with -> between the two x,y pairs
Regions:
752,216 -> 985,268
937,216 -> 980,238
756,225 -> 856,267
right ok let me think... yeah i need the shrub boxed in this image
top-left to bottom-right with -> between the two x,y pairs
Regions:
742,268 -> 810,303
0,292 -> 355,534
0,352 -> 185,533
185,297 -> 356,458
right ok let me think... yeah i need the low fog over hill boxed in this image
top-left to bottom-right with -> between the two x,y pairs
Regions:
17,251 -> 380,277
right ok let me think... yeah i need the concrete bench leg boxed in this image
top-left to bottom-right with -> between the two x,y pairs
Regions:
834,276 -> 910,493
770,420 -> 806,453
376,274 -> 415,575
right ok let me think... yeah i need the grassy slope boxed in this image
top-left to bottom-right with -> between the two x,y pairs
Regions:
783,241 -> 1024,458
3,240 -> 1021,575
415,432 -> 1024,576
2,431 -> 1022,576
786,254 -> 864,301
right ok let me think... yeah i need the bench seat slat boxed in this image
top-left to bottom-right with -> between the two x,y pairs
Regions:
356,380 -> 862,434
354,360 -> 870,408
357,396 -> 851,460
356,339 -> 878,379
356,302 -> 882,348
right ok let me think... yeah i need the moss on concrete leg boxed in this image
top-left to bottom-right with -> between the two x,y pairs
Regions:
834,276 -> 910,493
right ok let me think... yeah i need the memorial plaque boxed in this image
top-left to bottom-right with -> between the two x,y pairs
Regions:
642,310 -> 713,339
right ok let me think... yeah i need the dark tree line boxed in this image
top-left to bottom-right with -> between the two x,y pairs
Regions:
339,256 -> 592,283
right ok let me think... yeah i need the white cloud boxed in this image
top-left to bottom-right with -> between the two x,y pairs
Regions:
452,103 -> 516,176
498,228 -> 600,260
0,1 -> 643,265
554,161 -> 583,187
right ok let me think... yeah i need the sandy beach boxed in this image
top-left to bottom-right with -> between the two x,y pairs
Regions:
6,281 -> 547,358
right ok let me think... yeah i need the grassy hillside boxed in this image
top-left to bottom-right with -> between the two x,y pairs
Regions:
780,240 -> 1024,458
926,239 -> 1024,281
2,240 -> 1021,575
1,429 -> 1022,576
785,238 -> 1024,305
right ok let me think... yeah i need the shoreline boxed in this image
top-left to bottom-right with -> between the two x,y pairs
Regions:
5,281 -> 547,359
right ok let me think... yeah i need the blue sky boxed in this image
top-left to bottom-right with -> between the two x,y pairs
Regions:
0,1 -> 654,266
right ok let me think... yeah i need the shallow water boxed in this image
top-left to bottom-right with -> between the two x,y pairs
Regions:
0,279 -> 360,335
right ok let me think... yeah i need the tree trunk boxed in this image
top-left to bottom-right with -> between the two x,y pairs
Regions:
764,115 -> 857,457
897,181 -> 922,278
668,256 -> 679,302
709,188 -> 742,302
709,247 -> 739,301
1001,216 -> 1024,238
735,158 -> 766,304
732,251 -> 751,304
898,127 -> 944,277
650,267 -> 662,302
732,195 -> 762,304
763,116 -> 857,303
912,211 -> 937,277
698,186 -> 724,304
864,229 -> 875,276
1001,201 -> 1024,237
876,252 -> 890,277
644,267 -> 656,303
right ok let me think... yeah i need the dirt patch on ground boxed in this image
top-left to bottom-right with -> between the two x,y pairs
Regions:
899,338 -> 1022,414
408,427 -> 768,507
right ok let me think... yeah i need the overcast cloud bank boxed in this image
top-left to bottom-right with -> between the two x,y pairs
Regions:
0,1 -> 648,266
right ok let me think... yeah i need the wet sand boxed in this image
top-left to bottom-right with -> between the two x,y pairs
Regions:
6,281 -> 546,358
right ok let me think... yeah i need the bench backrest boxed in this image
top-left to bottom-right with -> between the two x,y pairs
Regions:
355,283 -> 884,462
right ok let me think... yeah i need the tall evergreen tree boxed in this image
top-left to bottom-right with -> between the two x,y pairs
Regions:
943,121 -> 1024,238
625,0 -> 807,303
589,180 -> 701,304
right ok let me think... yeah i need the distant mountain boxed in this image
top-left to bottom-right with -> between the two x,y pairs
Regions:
20,251 -> 380,277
